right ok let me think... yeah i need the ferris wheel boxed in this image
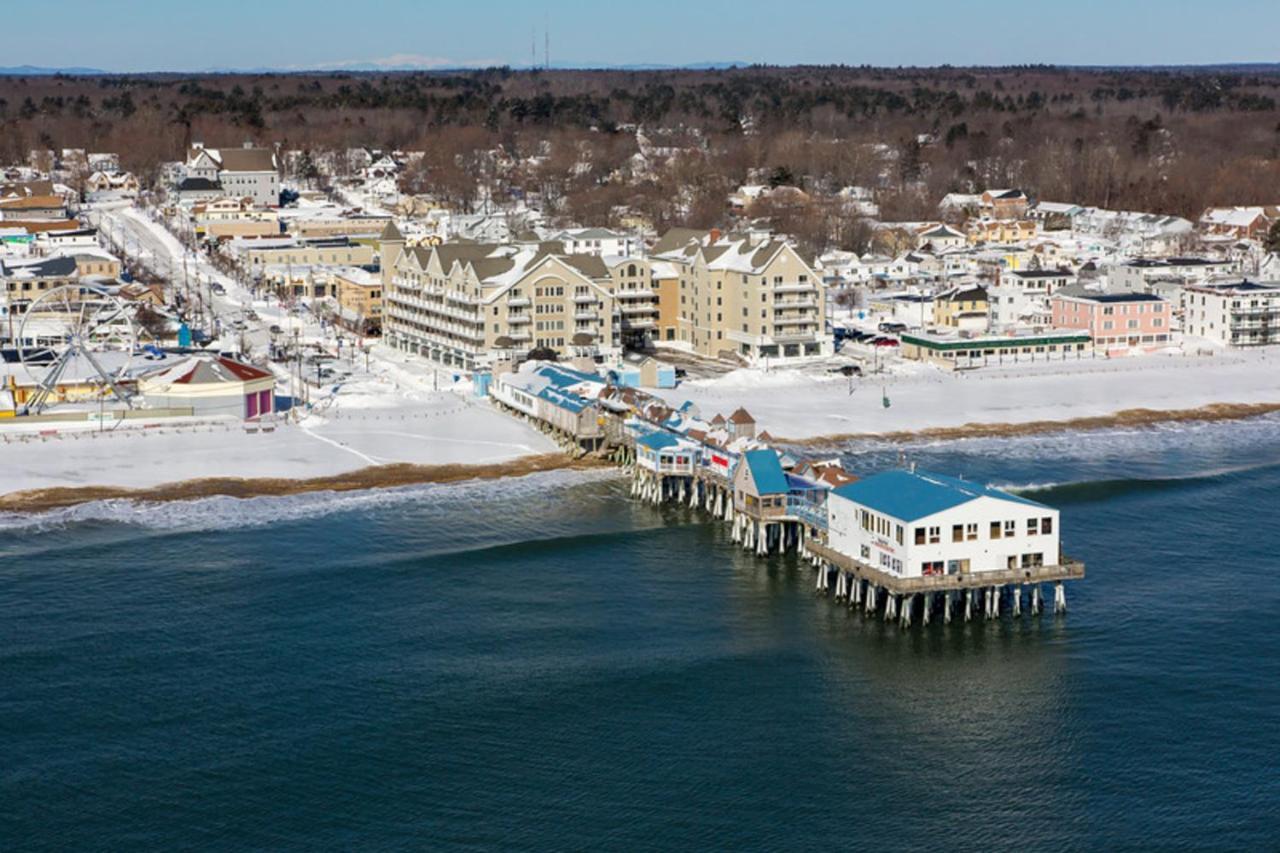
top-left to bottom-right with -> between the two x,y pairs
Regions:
17,283 -> 138,414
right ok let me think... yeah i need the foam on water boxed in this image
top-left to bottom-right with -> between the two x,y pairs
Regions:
0,467 -> 623,535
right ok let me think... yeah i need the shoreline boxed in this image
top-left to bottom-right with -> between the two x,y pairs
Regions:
5,401 -> 1278,513
0,453 -> 606,514
781,401 -> 1280,446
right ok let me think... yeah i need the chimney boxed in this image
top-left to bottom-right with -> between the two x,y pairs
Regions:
709,227 -> 721,243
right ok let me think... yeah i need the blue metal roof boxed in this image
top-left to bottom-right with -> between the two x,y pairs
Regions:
534,364 -> 600,390
743,449 -> 789,495
536,386 -> 588,413
637,431 -> 680,451
785,473 -> 824,492
831,469 -> 1048,522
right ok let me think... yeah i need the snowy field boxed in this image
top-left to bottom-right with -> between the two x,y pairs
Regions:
1,389 -> 555,495
652,349 -> 1280,440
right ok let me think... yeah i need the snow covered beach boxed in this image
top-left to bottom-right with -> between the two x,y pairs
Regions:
652,349 -> 1280,443
6,348 -> 1280,511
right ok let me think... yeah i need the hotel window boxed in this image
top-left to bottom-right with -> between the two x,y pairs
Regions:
952,524 -> 964,543
915,527 -> 926,545
896,525 -> 904,546
966,523 -> 978,541
1004,520 -> 1016,537
1041,517 -> 1053,534
1028,518 -> 1039,535
928,526 -> 941,544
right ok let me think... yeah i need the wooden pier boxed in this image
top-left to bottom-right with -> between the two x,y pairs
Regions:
622,462 -> 1086,628
483,364 -> 1086,628
806,540 -> 1085,595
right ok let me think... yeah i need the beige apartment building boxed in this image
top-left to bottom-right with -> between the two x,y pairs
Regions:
650,229 -> 831,362
603,256 -> 660,348
379,224 -> 621,369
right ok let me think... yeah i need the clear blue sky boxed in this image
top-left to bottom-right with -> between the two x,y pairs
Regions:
8,0 -> 1279,72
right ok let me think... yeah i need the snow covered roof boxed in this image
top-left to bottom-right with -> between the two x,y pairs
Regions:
143,355 -> 272,387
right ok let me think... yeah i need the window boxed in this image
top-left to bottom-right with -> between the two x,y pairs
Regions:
1004,520 -> 1016,537
952,524 -> 964,543
966,523 -> 978,541
990,521 -> 1002,539
896,525 -> 904,546
928,526 -> 941,544
1041,516 -> 1053,535
921,561 -> 945,576
915,527 -> 926,545
1028,518 -> 1039,535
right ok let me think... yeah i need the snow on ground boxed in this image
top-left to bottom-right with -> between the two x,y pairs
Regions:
653,349 -> 1280,440
1,389 -> 556,494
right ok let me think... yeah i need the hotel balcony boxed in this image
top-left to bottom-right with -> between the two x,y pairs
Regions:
507,297 -> 531,307
773,282 -> 817,294
575,310 -> 598,320
621,304 -> 658,315
508,314 -> 531,324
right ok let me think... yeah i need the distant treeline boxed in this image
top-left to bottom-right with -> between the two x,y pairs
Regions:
4,66 -> 1278,244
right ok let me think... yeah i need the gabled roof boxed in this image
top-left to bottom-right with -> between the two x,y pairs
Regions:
728,407 -> 755,425
379,220 -> 404,242
145,355 -> 272,386
217,147 -> 277,172
651,227 -> 708,255
832,469 -> 1047,522
743,449 -> 788,495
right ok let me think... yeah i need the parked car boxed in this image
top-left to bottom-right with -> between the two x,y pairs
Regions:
269,325 -> 283,335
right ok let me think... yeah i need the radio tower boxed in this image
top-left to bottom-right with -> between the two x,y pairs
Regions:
544,12 -> 550,69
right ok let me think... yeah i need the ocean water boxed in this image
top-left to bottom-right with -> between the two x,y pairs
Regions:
3,417 -> 1280,850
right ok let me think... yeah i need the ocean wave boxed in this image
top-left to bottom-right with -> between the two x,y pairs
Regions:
0,468 -> 623,535
999,459 -> 1280,504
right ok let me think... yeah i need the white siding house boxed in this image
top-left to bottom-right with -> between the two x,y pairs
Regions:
826,469 -> 1061,579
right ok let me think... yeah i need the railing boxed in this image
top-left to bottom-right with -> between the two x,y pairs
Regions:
787,497 -> 827,529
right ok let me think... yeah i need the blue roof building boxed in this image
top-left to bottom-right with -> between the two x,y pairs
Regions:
832,469 -> 1047,522
826,468 -> 1061,578
742,449 -> 789,495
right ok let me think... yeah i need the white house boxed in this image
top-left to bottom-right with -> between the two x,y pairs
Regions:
551,227 -> 637,257
185,142 -> 279,207
826,469 -> 1061,579
916,223 -> 967,252
1182,280 -> 1280,347
988,268 -> 1075,328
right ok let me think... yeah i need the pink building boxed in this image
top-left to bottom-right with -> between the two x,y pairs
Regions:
1050,292 -> 1172,353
